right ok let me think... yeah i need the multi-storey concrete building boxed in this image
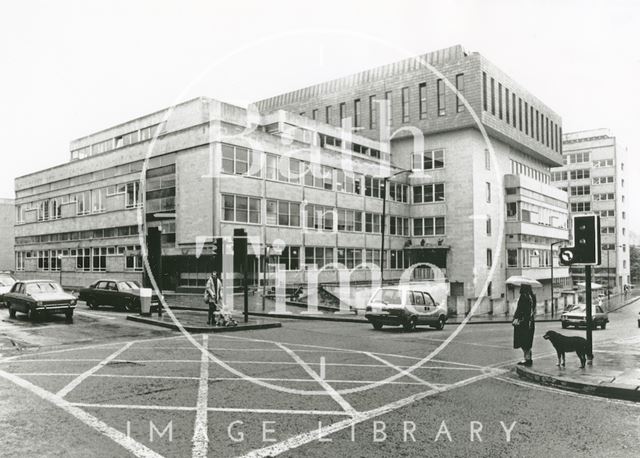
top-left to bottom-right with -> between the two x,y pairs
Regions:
553,129 -> 631,293
13,45 -> 570,315
256,44 -> 571,314
0,198 -> 15,271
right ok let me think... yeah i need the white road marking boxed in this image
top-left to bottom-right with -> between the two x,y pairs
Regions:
241,370 -> 501,458
319,357 -> 325,380
192,335 -> 209,458
5,358 -> 482,370
277,343 -> 357,417
56,342 -> 134,398
10,372 -> 447,387
364,352 -> 438,389
70,402 -> 353,416
0,369 -> 163,458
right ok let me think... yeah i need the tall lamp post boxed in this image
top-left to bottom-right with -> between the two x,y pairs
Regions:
381,169 -> 412,283
606,244 -> 624,302
550,240 -> 564,317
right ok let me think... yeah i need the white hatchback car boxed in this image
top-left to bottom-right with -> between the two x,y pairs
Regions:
364,285 -> 448,331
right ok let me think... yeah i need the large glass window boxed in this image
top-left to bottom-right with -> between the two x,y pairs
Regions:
413,216 -> 445,236
413,183 -> 445,203
222,194 -> 260,223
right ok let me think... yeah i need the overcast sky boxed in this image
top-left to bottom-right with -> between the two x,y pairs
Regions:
0,0 -> 637,231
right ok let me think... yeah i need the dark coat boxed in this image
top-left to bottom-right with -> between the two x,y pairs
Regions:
513,293 -> 536,350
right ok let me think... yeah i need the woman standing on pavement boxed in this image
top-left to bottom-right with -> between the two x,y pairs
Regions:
205,271 -> 222,326
513,284 -> 536,367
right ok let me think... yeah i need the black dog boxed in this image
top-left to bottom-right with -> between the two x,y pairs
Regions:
543,330 -> 594,368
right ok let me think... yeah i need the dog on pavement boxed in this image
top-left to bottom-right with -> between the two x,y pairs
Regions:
543,330 -> 594,368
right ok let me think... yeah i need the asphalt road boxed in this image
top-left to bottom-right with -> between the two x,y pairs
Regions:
1,298 -> 639,458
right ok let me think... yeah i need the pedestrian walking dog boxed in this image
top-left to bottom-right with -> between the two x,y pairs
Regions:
543,330 -> 594,368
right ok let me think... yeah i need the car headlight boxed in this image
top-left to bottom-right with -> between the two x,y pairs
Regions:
70,299 -> 77,306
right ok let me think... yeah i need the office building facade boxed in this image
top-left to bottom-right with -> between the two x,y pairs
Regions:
553,129 -> 631,292
14,45 -> 570,315
256,45 -> 571,314
0,198 -> 14,271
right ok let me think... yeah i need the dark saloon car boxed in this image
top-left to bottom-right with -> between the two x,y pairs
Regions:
5,280 -> 76,321
78,279 -> 160,312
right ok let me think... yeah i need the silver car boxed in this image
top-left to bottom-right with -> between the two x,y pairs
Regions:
364,286 -> 447,331
561,304 -> 609,330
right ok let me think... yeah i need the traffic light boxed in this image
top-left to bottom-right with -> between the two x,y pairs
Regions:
233,228 -> 248,267
559,215 -> 601,266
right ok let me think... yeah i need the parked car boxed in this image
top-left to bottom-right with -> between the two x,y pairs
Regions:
0,272 -> 17,305
364,285 -> 447,331
78,279 -> 160,312
5,280 -> 76,321
561,303 -> 609,329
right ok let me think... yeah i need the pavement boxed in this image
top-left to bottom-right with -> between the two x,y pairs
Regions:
126,309 -> 282,333
516,292 -> 640,401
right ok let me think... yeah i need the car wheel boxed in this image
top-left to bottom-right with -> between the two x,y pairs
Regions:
26,308 -> 37,321
65,310 -> 74,323
403,316 -> 417,332
372,321 -> 383,330
86,299 -> 97,309
8,304 -> 16,319
561,322 -> 568,329
125,300 -> 137,313
434,316 -> 446,330
601,323 -> 606,330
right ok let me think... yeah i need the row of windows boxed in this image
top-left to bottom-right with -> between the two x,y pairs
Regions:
271,247 -> 421,271
510,160 -> 551,184
592,176 -> 615,184
70,124 -> 160,160
563,152 -> 590,164
17,154 -> 176,200
507,248 -> 554,268
221,193 -> 446,236
17,182 -> 144,223
15,225 -> 140,246
303,76 -> 465,129
483,72 -> 561,153
551,169 -> 593,181
16,246 -> 144,272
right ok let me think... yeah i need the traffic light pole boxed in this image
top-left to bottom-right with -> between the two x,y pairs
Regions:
585,265 -> 593,356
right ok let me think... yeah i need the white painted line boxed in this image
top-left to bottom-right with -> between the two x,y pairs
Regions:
69,402 -> 352,416
319,357 -> 325,380
241,370 -> 500,458
57,342 -> 135,398
192,335 -> 209,458
0,333 -> 187,364
0,370 -> 163,458
364,352 -> 438,389
4,359 -> 482,371
276,343 -> 358,417
10,372 -> 448,387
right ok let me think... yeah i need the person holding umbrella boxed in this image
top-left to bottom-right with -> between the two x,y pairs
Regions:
507,276 -> 540,367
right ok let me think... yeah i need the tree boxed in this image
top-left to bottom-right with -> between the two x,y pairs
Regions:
631,245 -> 640,285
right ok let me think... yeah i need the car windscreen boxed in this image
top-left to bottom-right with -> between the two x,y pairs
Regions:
26,282 -> 64,294
371,289 -> 402,304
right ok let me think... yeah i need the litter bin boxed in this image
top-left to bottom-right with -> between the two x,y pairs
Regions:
139,288 -> 152,316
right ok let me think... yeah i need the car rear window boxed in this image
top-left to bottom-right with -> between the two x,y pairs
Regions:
372,289 -> 402,304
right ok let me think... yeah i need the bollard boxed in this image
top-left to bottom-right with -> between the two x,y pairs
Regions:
139,288 -> 152,316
